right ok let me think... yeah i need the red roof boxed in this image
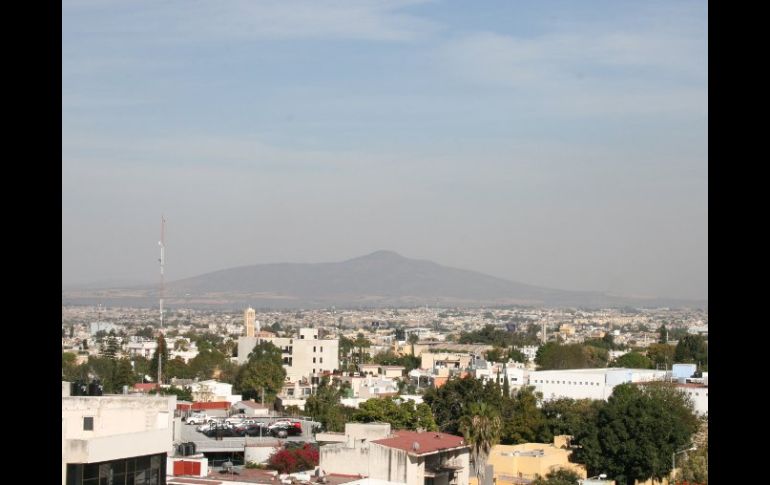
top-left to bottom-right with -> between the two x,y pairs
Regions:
372,430 -> 467,456
191,401 -> 230,410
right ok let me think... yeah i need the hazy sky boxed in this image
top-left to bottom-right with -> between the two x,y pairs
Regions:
62,0 -> 708,300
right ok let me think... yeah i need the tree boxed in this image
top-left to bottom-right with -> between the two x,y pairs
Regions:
535,343 -> 608,370
305,377 -> 355,432
149,333 -> 169,384
165,357 -> 193,380
352,397 -> 437,431
408,333 -> 419,355
235,341 -> 286,403
610,352 -> 653,369
508,347 -> 528,363
62,352 -> 80,381
135,326 -> 156,339
674,335 -> 708,369
531,468 -> 582,485
338,336 -> 356,370
101,336 -> 120,360
502,386 -> 547,444
188,348 -> 227,380
423,376 -> 488,435
459,402 -> 502,483
646,344 -> 676,369
354,333 -> 372,364
540,398 -> 603,443
679,438 -> 707,484
658,324 -> 668,344
112,358 -> 137,391
572,383 -> 699,485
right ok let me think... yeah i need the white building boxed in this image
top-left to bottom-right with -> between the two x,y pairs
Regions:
126,340 -> 157,359
189,379 -> 241,404
320,423 -> 470,485
62,386 -> 177,485
528,368 -> 667,401
474,360 -> 529,394
237,327 -> 339,382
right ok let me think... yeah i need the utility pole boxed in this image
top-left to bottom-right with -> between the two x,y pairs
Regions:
157,215 -> 166,390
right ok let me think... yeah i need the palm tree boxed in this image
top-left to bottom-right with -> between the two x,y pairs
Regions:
459,402 -> 502,483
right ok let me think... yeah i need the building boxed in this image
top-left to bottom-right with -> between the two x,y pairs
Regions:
245,307 -> 257,337
479,437 -> 586,485
126,339 -> 157,359
62,384 -> 177,485
529,368 -> 667,402
189,379 -> 241,404
237,328 -> 339,382
320,423 -> 470,485
230,400 -> 272,417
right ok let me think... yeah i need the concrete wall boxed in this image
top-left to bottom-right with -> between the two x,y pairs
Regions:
245,441 -> 281,464
62,395 -> 176,485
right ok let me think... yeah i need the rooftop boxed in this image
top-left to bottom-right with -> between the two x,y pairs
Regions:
371,430 -> 467,456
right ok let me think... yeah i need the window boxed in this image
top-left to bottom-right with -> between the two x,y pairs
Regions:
314,346 -> 317,352
313,357 -> 316,363
321,346 -> 323,352
320,357 -> 323,364
83,416 -> 94,431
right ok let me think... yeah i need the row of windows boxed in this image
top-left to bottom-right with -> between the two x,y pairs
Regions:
313,346 -> 324,352
534,380 -> 600,386
67,453 -> 165,485
312,357 -> 323,364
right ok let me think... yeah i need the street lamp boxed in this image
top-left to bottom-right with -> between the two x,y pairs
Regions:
672,446 -> 697,481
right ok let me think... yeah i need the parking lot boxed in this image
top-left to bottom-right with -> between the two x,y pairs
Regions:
180,418 -> 317,453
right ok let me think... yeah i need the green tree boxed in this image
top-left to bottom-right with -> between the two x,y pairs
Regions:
679,440 -> 707,484
610,352 -> 653,369
423,376 -> 488,435
485,347 -> 505,362
572,383 -> 699,485
658,324 -> 668,344
459,402 -> 502,483
646,344 -> 676,369
531,468 -> 582,485
352,397 -> 437,431
62,352 -> 80,381
540,398 -> 603,443
674,335 -> 708,369
112,358 -> 137,391
535,343 -> 608,370
354,333 -> 372,364
338,336 -> 356,371
101,336 -> 120,360
149,333 -> 169,384
188,348 -> 227,380
235,341 -> 286,403
165,357 -> 193,380
305,377 -> 355,432
502,386 -> 547,444
508,347 -> 528,363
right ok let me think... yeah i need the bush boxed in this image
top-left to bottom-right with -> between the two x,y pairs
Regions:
268,443 -> 319,474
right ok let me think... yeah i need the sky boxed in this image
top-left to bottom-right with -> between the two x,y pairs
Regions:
62,0 -> 708,301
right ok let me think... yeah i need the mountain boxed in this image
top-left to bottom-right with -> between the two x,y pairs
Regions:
61,251 -> 707,309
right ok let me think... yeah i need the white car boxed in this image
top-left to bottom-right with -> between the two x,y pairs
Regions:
187,414 -> 213,425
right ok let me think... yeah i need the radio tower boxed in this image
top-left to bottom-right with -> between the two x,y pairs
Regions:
157,215 -> 166,390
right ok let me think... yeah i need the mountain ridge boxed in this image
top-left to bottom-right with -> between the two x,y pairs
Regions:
62,251 -> 707,310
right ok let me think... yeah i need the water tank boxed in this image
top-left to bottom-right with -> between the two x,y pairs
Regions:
188,442 -> 197,455
177,443 -> 187,456
88,380 -> 103,396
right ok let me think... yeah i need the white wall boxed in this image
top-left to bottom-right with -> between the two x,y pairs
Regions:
62,395 -> 176,485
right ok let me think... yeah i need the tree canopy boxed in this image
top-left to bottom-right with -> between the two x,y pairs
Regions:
235,341 -> 286,403
572,383 -> 699,485
352,397 -> 437,431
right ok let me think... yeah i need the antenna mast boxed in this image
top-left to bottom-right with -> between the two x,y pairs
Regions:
157,215 -> 166,389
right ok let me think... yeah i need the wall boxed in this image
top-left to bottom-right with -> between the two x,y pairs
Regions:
62,395 -> 176,485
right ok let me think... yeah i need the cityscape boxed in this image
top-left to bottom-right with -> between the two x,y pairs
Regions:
62,2 -> 707,485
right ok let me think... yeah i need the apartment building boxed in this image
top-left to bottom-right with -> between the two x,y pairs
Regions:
528,368 -> 667,401
237,327 -> 339,382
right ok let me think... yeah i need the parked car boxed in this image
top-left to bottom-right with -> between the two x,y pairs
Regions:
187,413 -> 214,425
270,422 -> 302,438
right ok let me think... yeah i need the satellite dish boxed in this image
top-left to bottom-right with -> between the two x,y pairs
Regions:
412,441 -> 420,451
